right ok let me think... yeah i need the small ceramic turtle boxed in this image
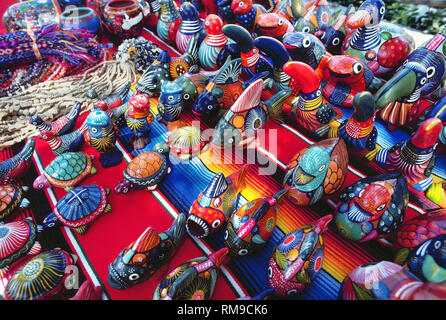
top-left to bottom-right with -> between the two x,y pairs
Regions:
41,184 -> 112,235
115,143 -> 171,194
33,152 -> 96,192
0,184 -> 30,221
168,126 -> 208,159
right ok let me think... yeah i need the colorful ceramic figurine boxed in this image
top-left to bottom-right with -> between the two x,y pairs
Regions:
167,126 -> 208,159
125,93 -> 155,150
224,189 -> 287,257
153,247 -> 229,300
293,0 -> 331,35
375,26 -> 446,130
114,143 -> 171,194
211,79 -> 290,149
343,0 -> 414,77
158,81 -> 185,129
283,138 -> 348,206
216,0 -> 236,23
175,2 -> 205,53
282,61 -> 341,137
334,172 -> 409,242
107,213 -> 186,289
33,152 -> 96,192
318,5 -> 354,55
135,50 -> 172,97
186,165 -> 248,238
156,0 -> 181,44
255,11 -> 294,39
230,0 -> 269,33
425,94 -> 446,154
29,102 -> 81,137
375,117 -> 442,192
268,215 -> 333,296
39,125 -> 86,156
85,107 -> 122,168
41,184 -> 112,235
321,54 -> 383,108
0,137 -> 35,184
0,185 -> 30,221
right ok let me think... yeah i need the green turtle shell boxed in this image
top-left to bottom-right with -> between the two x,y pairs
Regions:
0,184 -> 23,220
46,152 -> 88,182
124,151 -> 168,188
0,220 -> 37,269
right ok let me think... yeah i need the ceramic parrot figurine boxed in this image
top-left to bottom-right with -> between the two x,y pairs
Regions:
156,0 -> 182,44
135,50 -> 172,97
224,189 -> 287,257
255,11 -> 294,39
343,0 -> 414,77
293,0 -> 332,35
282,60 -> 341,138
175,1 -> 206,53
375,117 -> 442,192
125,93 -> 155,150
268,215 -> 333,297
374,26 -> 446,130
283,138 -> 348,206
0,137 -> 35,184
230,0 -> 270,33
39,124 -> 86,156
107,213 -> 186,290
153,247 -> 229,300
29,102 -> 81,137
186,165 -> 248,238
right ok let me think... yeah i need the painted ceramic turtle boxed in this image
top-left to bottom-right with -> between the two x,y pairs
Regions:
33,152 -> 97,192
115,143 -> 171,194
4,249 -> 76,300
0,184 -> 30,221
41,184 -> 112,235
167,126 -> 208,159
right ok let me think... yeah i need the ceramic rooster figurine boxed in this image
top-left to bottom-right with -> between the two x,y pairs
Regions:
175,1 -> 205,53
125,93 -> 155,150
0,137 -> 35,184
157,0 -> 182,44
283,60 -> 341,138
107,213 -> 186,290
186,165 -> 248,238
230,0 -> 270,33
29,102 -> 81,137
343,0 -> 414,77
224,189 -> 287,257
374,26 -> 446,130
153,247 -> 229,300
39,124 -> 86,156
375,117 -> 442,192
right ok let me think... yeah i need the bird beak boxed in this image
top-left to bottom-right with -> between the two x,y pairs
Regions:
374,68 -> 417,109
347,9 -> 372,28
283,61 -> 320,94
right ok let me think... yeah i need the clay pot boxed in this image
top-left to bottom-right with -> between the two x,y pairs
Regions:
103,0 -> 143,39
60,7 -> 102,38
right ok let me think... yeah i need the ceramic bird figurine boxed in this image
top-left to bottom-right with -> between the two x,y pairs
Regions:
375,117 -> 442,192
186,165 -> 248,238
224,189 -> 287,257
230,0 -> 269,33
268,215 -> 333,297
293,0 -> 332,35
255,11 -> 294,40
158,81 -> 185,130
29,102 -> 81,137
343,0 -> 414,77
283,137 -> 348,206
321,54 -> 383,108
125,93 -> 155,150
216,0 -> 236,23
0,137 -> 35,184
153,247 -> 229,300
374,26 -> 446,130
210,79 -> 291,150
135,50 -> 172,97
282,60 -> 341,138
334,172 -> 408,243
85,107 -> 122,168
107,213 -> 186,290
39,124 -> 86,156
175,2 -> 205,53
157,0 -> 182,44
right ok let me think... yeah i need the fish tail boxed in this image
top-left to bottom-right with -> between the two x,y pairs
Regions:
229,164 -> 249,192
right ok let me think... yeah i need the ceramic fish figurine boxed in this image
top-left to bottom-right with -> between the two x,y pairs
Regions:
125,93 -> 155,150
230,0 -> 269,33
158,81 -> 184,129
210,79 -> 290,150
255,11 -> 294,39
186,165 -> 248,238
283,138 -> 348,206
334,172 -> 409,242
135,50 -> 172,97
375,26 -> 446,130
343,0 -> 414,77
321,54 -> 383,108
157,0 -> 181,44
375,117 -> 442,192
0,185 -> 30,221
175,2 -> 205,53
85,107 -> 122,168
293,0 -> 332,35
39,124 -> 86,156
268,215 -> 333,296
29,102 -> 81,137
107,213 -> 186,289
153,247 -> 229,300
224,189 -> 287,257
282,60 -> 341,137
0,137 -> 35,184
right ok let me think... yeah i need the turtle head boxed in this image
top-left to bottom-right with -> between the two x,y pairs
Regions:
33,174 -> 50,190
114,180 -> 134,194
41,212 -> 61,229
29,114 -> 43,126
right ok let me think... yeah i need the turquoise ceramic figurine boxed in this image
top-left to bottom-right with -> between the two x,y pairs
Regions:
157,0 -> 181,44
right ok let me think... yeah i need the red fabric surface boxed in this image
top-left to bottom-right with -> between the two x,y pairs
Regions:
0,0 -> 16,34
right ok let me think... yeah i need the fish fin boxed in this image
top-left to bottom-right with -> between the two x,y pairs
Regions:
231,79 -> 264,113
228,164 -> 249,192
213,58 -> 242,85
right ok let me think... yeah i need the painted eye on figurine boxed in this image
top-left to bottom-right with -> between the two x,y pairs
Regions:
129,273 -> 140,281
207,105 -> 213,110
352,63 -> 363,74
277,19 -> 283,26
380,7 -> 385,15
253,49 -> 258,53
320,32 -> 326,39
267,266 -> 273,278
332,37 -> 340,46
303,38 -> 311,48
238,249 -> 248,256
426,67 -> 436,78
302,26 -> 311,33
168,95 -> 175,101
316,89 -> 322,96
376,203 -> 386,212
318,164 -> 326,172
358,189 -> 365,198
435,240 -> 442,249
42,134 -> 47,140
205,20 -> 210,25
239,1 -> 244,6
224,230 -> 229,240
228,138 -> 234,144
183,93 -> 190,100
91,128 -> 98,133
38,183 -> 45,189
420,77 -> 427,85
211,219 -> 221,229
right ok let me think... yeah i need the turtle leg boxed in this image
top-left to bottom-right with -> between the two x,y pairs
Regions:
73,225 -> 88,235
19,197 -> 30,208
104,203 -> 112,213
90,167 -> 97,175
147,184 -> 158,191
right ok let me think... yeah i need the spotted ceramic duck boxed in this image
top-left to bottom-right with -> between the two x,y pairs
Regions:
343,0 -> 414,77
125,93 -> 155,150
29,102 -> 81,137
283,138 -> 348,206
156,0 -> 181,44
135,50 -> 172,97
293,0 -> 332,35
175,2 -> 205,53
230,0 -> 270,33
0,137 -> 35,184
0,184 -> 30,221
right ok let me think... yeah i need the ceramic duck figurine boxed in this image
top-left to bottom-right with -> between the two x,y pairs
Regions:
0,137 -> 35,184
211,79 -> 290,150
153,247 -> 229,300
39,124 -> 86,156
375,117 -> 442,192
135,50 -> 172,97
255,11 -> 294,39
321,54 -> 383,108
224,189 -> 287,257
125,93 -> 155,150
343,0 -> 414,77
268,215 -> 333,297
283,138 -> 348,206
186,165 -> 248,238
230,0 -> 269,33
293,0 -> 331,35
175,2 -> 205,53
107,213 -> 186,290
375,26 -> 446,130
29,102 -> 81,137
156,0 -> 182,44
334,172 -> 408,243
282,60 -> 341,137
